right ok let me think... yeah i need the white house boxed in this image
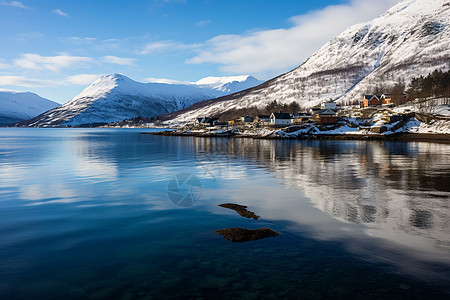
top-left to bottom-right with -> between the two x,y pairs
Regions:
270,113 -> 292,125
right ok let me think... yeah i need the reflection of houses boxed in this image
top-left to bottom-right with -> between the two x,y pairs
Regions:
360,94 -> 393,108
195,117 -> 219,126
270,113 -> 292,125
255,115 -> 271,125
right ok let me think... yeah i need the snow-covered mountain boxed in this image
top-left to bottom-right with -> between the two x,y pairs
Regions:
166,0 -> 450,123
194,75 -> 261,94
0,90 -> 60,126
147,75 -> 261,94
19,74 -> 261,127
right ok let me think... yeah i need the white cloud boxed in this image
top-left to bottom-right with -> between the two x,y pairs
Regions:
66,74 -> 102,85
187,0 -> 399,75
0,73 -> 102,87
62,37 -> 97,44
52,8 -> 69,17
0,88 -> 21,92
0,1 -> 31,9
139,40 -> 198,54
102,55 -> 136,66
0,76 -> 57,87
14,53 -> 93,71
139,41 -> 178,54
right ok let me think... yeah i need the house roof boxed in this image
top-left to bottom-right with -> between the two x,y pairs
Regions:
271,113 -> 291,119
257,115 -> 270,118
318,109 -> 336,115
364,95 -> 381,100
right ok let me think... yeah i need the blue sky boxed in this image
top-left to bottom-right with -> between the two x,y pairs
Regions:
0,0 -> 398,103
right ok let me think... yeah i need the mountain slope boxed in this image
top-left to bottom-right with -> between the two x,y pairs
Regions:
20,74 -> 260,127
166,0 -> 450,123
0,91 -> 60,126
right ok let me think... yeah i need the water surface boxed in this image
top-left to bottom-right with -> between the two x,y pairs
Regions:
0,128 -> 449,299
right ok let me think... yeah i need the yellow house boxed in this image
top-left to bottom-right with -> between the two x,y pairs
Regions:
381,94 -> 392,105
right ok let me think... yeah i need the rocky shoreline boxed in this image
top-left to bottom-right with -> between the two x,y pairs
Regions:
144,128 -> 450,143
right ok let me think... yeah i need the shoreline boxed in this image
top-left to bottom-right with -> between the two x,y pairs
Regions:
145,130 -> 450,143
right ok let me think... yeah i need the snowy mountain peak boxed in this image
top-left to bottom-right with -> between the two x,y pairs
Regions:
91,73 -> 131,87
95,73 -> 135,86
0,91 -> 60,126
195,75 -> 255,85
194,75 -> 262,94
18,73 -> 261,126
145,74 -> 262,93
75,73 -> 151,101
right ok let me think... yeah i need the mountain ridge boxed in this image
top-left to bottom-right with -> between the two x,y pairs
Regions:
17,73 -> 261,127
164,0 -> 450,124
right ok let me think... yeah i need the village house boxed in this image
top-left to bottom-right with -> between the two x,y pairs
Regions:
313,109 -> 337,124
240,115 -> 254,123
291,113 -> 312,124
255,115 -> 271,125
381,94 -> 392,106
270,112 -> 292,125
359,94 -> 393,108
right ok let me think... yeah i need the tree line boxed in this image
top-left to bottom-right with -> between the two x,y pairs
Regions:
407,69 -> 450,100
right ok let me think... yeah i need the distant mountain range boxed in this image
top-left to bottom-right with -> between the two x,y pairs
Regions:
164,0 -> 450,124
12,0 -> 450,127
0,91 -> 60,126
17,74 -> 261,127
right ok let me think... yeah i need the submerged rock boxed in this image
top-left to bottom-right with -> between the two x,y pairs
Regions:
218,203 -> 259,220
216,228 -> 279,242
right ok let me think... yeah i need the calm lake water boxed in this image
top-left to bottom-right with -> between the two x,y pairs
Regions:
0,128 -> 449,299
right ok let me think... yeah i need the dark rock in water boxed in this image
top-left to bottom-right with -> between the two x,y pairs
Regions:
216,228 -> 279,242
219,203 -> 259,220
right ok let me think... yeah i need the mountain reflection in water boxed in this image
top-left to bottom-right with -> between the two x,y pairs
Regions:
192,138 -> 450,281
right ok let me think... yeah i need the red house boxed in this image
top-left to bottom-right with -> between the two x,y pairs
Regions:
360,95 -> 381,108
313,109 -> 337,124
